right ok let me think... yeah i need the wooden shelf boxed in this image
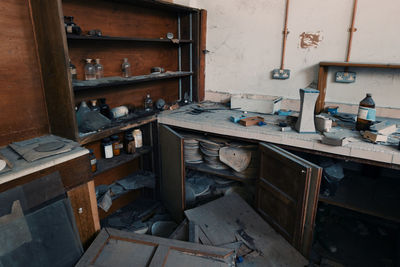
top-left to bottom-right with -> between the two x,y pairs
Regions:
79,115 -> 156,145
73,71 -> 193,91
94,146 -> 152,176
67,34 -> 193,44
185,162 -> 256,183
320,61 -> 400,69
319,173 -> 400,223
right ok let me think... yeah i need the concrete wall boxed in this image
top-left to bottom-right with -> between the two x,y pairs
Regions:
175,0 -> 400,109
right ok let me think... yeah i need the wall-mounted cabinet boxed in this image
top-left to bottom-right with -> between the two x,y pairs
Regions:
28,0 -> 205,145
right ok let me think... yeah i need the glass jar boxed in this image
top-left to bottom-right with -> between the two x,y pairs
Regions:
124,132 -> 136,154
89,149 -> 97,172
121,58 -> 131,78
111,135 -> 122,156
94,59 -> 104,79
144,94 -> 153,112
133,129 -> 143,148
69,59 -> 77,80
101,138 -> 113,159
84,58 -> 96,80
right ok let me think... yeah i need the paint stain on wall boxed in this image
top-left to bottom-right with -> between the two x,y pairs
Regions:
299,31 -> 322,48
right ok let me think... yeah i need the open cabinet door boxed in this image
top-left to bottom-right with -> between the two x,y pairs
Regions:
159,124 -> 185,222
257,143 -> 322,257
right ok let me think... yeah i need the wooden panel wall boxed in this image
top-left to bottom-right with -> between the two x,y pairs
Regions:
0,0 -> 49,146
62,0 -> 178,39
68,42 -> 179,80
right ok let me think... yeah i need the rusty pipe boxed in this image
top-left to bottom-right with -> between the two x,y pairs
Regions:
281,0 -> 290,70
346,0 -> 358,62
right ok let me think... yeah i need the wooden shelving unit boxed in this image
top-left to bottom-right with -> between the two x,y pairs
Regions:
186,162 -> 256,183
73,72 -> 193,91
316,61 -> 400,113
319,173 -> 400,223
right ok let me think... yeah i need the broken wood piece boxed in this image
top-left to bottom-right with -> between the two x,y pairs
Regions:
239,116 -> 264,127
76,228 -> 235,267
219,147 -> 251,172
184,193 -> 307,266
198,226 -> 213,246
169,218 -> 189,241
315,115 -> 332,132
370,121 -> 397,136
188,221 -> 199,243
363,131 -> 388,143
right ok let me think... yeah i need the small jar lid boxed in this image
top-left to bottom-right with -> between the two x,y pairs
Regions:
111,135 -> 119,141
133,129 -> 141,133
366,93 -> 372,97
102,137 -> 111,143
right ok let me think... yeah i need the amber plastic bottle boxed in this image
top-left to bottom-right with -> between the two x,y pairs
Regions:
356,93 -> 376,131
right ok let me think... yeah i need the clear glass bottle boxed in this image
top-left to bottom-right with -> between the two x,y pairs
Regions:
356,93 -> 376,131
84,58 -> 96,80
94,58 -> 104,79
121,58 -> 131,78
144,94 -> 153,112
89,99 -> 100,112
69,59 -> 77,80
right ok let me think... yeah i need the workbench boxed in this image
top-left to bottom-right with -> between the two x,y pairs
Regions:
158,104 -> 400,169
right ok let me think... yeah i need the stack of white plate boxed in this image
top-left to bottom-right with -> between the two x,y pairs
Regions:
183,136 -> 203,164
199,139 -> 229,170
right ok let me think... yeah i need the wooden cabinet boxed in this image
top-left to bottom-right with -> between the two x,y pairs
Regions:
28,0 -> 205,145
159,124 -> 322,257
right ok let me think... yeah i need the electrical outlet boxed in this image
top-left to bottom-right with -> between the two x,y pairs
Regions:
272,69 -> 290,80
335,71 -> 356,83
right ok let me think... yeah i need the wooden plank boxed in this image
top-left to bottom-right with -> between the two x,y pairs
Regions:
67,181 -> 100,248
320,61 -> 400,69
75,228 -> 110,267
169,218 -> 189,241
198,10 -> 207,102
106,228 -> 234,258
149,245 -> 170,267
188,221 -> 199,243
316,65 -> 328,114
0,0 -> 50,146
73,72 -> 193,91
185,194 -> 308,266
79,116 -> 157,145
77,228 -> 233,266
29,0 -> 78,140
67,34 -> 193,43
159,125 -> 185,221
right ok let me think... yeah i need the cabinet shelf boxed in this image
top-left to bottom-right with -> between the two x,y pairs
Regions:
94,146 -> 153,176
185,162 -> 256,183
73,71 -> 193,91
67,34 -> 193,44
319,173 -> 400,223
79,115 -> 156,145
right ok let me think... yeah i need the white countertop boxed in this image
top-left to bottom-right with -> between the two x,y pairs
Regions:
158,105 -> 400,167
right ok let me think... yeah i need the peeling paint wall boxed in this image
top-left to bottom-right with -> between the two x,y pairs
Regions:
174,0 -> 400,109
